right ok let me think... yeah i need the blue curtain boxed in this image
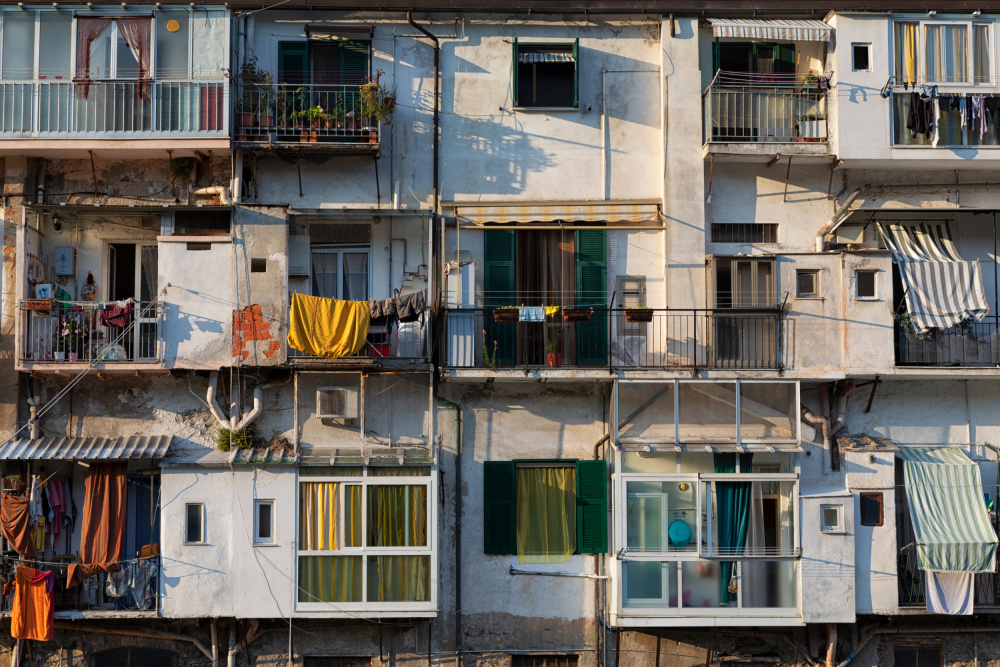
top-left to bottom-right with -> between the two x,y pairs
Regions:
715,453 -> 753,604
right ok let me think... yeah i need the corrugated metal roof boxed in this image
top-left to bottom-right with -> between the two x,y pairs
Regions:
0,436 -> 173,461
230,446 -> 299,465
708,18 -> 832,41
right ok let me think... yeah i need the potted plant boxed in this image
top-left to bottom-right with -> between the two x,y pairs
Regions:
625,307 -> 654,323
360,69 -> 398,127
60,317 -> 83,361
292,106 -> 325,142
53,332 -> 65,360
563,307 -> 593,323
238,56 -> 270,131
275,84 -> 292,131
482,329 -> 499,371
546,339 -> 562,367
493,306 -> 519,323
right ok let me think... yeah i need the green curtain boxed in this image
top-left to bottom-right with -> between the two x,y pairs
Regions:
345,485 -> 362,547
368,555 -> 430,601
367,485 -> 427,547
715,453 -> 753,604
516,466 -> 576,563
298,555 -> 362,602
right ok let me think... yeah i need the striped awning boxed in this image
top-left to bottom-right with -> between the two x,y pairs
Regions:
0,435 -> 173,461
878,222 -> 989,333
898,447 -> 997,573
454,202 -> 660,225
519,52 -> 574,64
708,19 -> 832,42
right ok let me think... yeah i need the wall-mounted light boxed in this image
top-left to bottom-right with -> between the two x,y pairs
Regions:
86,2 -> 94,7
927,10 -> 937,16
52,2 -> 59,8
973,9 -> 982,16
16,2 -> 24,8
121,2 -> 127,7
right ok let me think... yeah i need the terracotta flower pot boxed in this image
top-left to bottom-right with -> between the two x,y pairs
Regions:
546,352 -> 562,367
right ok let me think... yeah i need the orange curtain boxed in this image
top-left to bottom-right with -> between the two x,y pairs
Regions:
11,565 -> 53,641
68,462 -> 127,588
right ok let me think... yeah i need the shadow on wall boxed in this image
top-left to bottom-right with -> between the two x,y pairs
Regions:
161,300 -> 226,365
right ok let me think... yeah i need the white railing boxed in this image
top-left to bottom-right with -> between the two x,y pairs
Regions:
0,80 -> 228,137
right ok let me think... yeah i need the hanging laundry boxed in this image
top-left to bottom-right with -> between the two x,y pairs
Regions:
394,291 -> 427,324
32,517 -> 45,553
368,297 -> 396,321
925,571 -> 974,615
972,95 -> 987,140
68,462 -> 127,588
1,493 -> 35,559
106,564 -> 129,598
46,479 -> 64,540
287,293 -> 371,359
986,95 -> 1000,119
932,98 -> 941,148
28,476 -> 41,526
99,301 -> 133,328
907,91 -> 935,138
545,306 -> 560,318
130,559 -> 158,610
960,95 -> 968,129
519,306 -> 544,322
11,565 -> 53,641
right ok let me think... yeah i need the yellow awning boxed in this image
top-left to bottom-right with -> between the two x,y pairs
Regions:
454,202 -> 660,225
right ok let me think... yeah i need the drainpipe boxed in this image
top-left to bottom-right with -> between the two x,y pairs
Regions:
228,626 -> 238,667
206,371 -> 230,429
25,395 -> 40,440
192,185 -> 233,206
407,11 -> 439,214
233,375 -> 292,430
211,620 -> 219,667
830,381 -> 856,436
826,624 -> 837,667
801,392 -> 832,472
816,187 -> 863,251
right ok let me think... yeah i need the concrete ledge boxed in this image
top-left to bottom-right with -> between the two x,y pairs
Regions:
703,141 -> 830,159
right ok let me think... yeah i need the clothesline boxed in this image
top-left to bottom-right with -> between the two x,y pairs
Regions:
2,554 -> 155,569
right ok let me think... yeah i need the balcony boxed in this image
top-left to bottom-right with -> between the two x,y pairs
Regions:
703,71 -> 829,157
0,80 -> 227,140
233,82 -> 380,153
288,321 -> 427,367
442,308 -> 783,372
895,320 -> 1000,367
17,300 -> 162,370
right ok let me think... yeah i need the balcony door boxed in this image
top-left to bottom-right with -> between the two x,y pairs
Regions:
107,243 -> 158,360
711,257 -> 778,369
311,247 -> 370,301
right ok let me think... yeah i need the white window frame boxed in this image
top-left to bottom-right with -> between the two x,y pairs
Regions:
972,22 -> 996,86
254,499 -> 275,546
820,504 -> 845,534
855,269 -> 879,300
184,502 -> 205,545
795,269 -> 821,299
852,42 -> 872,72
921,20 -> 973,85
295,467 -> 437,613
310,246 -> 372,301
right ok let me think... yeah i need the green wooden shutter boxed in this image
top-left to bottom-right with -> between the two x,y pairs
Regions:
572,38 -> 579,108
512,38 -> 520,107
339,41 -> 371,86
278,41 -> 309,85
484,229 -> 516,366
484,461 -> 516,554
574,229 -> 607,366
576,460 -> 608,553
774,43 -> 796,74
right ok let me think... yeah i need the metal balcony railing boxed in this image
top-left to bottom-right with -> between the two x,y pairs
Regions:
443,307 -> 783,370
18,300 -> 163,364
287,321 -> 427,362
0,80 -> 227,137
233,82 -> 380,144
895,320 -> 1000,367
703,70 -> 830,144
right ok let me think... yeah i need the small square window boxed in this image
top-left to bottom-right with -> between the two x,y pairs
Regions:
860,492 -> 883,526
514,41 -> 578,108
250,258 -> 267,273
856,270 -> 878,300
820,504 -> 844,533
894,645 -> 943,667
852,43 -> 872,71
254,500 -> 275,545
185,503 -> 204,544
796,269 -> 820,298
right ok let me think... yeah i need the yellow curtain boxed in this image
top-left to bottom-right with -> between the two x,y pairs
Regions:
369,467 -> 429,477
287,292 -> 371,359
368,555 -> 430,602
345,485 -> 362,547
896,22 -> 917,83
516,467 -> 576,564
367,485 -> 427,547
298,556 -> 362,602
299,482 -> 340,551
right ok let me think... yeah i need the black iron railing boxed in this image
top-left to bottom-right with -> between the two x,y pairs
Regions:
895,320 -> 1000,367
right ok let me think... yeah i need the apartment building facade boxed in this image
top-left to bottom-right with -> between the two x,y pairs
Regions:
1,2 -> 1000,667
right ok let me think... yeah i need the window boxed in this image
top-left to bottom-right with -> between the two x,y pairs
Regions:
483,460 -> 607,558
894,22 -> 919,83
172,210 -> 231,236
712,257 -> 777,308
277,40 -> 371,87
312,247 -> 370,301
513,40 -> 578,108
894,20 -> 992,86
860,492 -> 883,526
894,645 -> 943,667
820,504 -> 844,534
254,500 -> 275,545
297,466 -> 434,605
304,658 -> 371,667
856,270 -> 878,300
617,276 -> 647,336
852,43 -> 872,71
185,503 -> 204,544
925,24 -> 969,83
711,223 -> 778,244
795,270 -> 820,298
511,657 -> 578,667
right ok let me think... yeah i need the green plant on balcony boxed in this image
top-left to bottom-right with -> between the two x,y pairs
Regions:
360,69 -> 398,126
893,309 -> 929,341
291,105 -> 327,127
216,424 -> 260,452
171,157 -> 197,184
482,329 -> 499,370
238,57 -> 273,126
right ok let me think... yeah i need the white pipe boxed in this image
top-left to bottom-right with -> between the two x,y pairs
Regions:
233,376 -> 292,431
509,566 -> 608,579
211,620 -> 218,667
193,185 -> 233,206
206,371 -> 230,429
826,624 -> 837,667
831,381 -> 857,436
228,626 -> 238,667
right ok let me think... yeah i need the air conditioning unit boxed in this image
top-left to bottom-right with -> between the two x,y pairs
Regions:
316,386 -> 359,420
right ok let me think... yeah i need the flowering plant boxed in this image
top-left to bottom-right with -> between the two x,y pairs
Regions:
58,316 -> 83,353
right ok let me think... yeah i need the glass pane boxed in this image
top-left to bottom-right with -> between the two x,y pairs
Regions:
156,11 -> 189,79
2,12 -> 35,79
311,251 -> 338,298
678,382 -> 737,441
369,467 -> 431,476
140,245 -> 157,302
626,490 -> 665,551
925,24 -> 968,83
823,507 -> 840,528
894,22 -> 918,83
257,503 -> 272,540
626,480 -> 697,553
116,31 -> 139,79
342,252 -> 368,301
366,555 -> 430,602
345,485 -> 362,547
623,561 -> 676,608
620,451 -> 675,474
975,25 -> 991,84
756,262 -> 774,307
742,560 -> 799,608
515,466 -> 576,563
618,381 -> 675,441
191,9 -> 224,80
681,560 -> 722,608
38,12 -> 71,79
299,482 -> 341,550
298,555 -> 362,602
740,382 -> 795,440
88,29 -> 112,79
300,466 -> 362,477
185,504 -> 201,542
366,485 -> 427,547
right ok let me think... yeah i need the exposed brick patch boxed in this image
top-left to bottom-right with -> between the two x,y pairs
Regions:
232,305 -> 277,362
